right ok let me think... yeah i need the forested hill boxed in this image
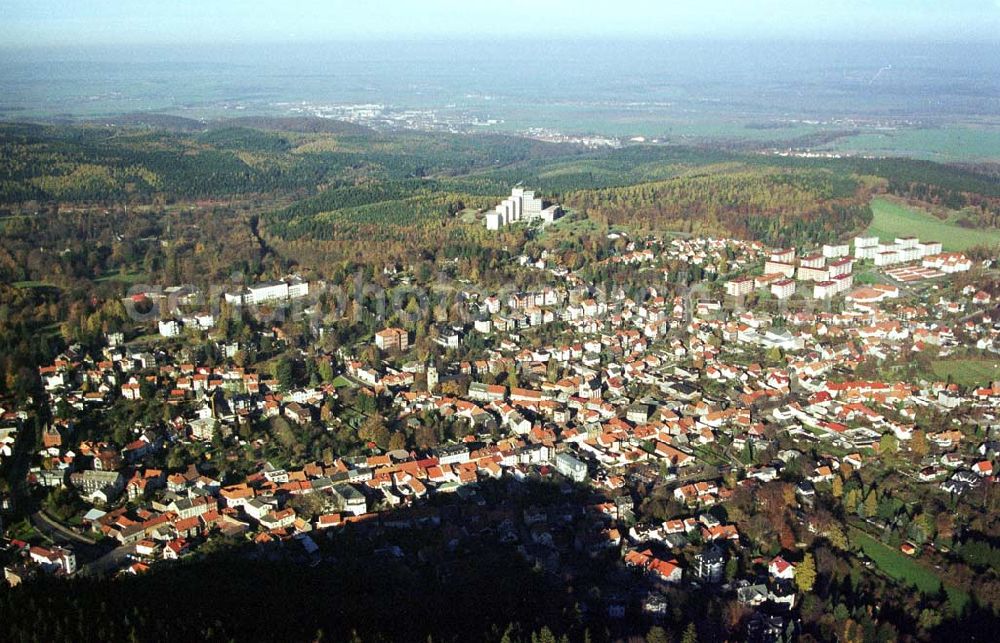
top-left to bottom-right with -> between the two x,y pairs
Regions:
0,122 -> 580,204
1,119 -> 998,250
564,167 -> 873,246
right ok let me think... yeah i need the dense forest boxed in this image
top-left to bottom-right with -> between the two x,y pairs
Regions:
0,534 -> 583,643
564,168 -> 872,246
4,121 -> 997,253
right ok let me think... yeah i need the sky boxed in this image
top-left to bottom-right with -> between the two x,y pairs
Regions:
1,0 -> 999,47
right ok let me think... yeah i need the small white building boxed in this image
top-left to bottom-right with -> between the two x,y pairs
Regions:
828,257 -> 854,277
554,452 -> 588,483
158,320 -> 181,337
854,235 -> 880,259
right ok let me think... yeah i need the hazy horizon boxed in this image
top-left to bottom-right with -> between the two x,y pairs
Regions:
3,4 -> 999,161
2,0 -> 1000,47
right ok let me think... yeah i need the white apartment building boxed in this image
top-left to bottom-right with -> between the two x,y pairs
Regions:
725,277 -> 755,297
764,261 -> 796,278
485,188 -> 559,230
854,235 -> 880,259
226,277 -> 310,306
771,279 -> 796,300
158,320 -> 181,337
822,243 -> 850,258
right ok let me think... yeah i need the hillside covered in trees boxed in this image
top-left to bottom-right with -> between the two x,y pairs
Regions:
3,120 -> 997,257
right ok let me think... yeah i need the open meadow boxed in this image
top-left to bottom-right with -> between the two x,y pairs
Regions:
865,198 -> 1000,252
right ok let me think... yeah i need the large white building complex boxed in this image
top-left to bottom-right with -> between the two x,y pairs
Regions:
854,235 -> 943,266
224,276 -> 310,306
485,188 -> 562,230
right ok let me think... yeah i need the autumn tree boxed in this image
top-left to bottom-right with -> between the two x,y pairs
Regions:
911,429 -> 928,459
862,490 -> 878,518
826,525 -> 849,550
843,488 -> 861,514
359,413 -> 390,450
439,379 -> 465,397
317,359 -> 334,383
839,461 -> 854,481
935,511 -> 954,543
795,552 -> 817,593
879,432 -> 899,456
779,522 -> 797,550
388,431 -> 407,452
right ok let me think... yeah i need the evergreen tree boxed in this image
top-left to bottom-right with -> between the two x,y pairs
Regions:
647,625 -> 671,643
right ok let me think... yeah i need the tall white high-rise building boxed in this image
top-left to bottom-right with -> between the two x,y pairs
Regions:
485,188 -> 559,230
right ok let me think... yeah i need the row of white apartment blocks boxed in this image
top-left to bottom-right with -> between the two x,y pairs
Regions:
485,188 -> 563,230
224,276 -> 310,306
922,252 -> 973,273
812,273 -> 855,299
726,246 -> 854,300
763,248 -> 854,283
854,235 -> 943,267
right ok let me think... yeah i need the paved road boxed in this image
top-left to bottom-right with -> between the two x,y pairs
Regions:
31,510 -> 97,545
30,510 -> 111,565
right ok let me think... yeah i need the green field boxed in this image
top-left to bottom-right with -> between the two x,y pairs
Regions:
822,126 -> 1000,163
931,358 -> 1000,387
850,527 -> 969,612
865,197 -> 1000,252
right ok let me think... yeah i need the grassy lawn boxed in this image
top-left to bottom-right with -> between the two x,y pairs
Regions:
267,416 -> 298,451
930,357 -> 1000,387
12,280 -> 59,289
853,269 -> 884,285
850,526 -> 969,612
6,518 -> 44,542
331,374 -> 357,389
95,270 -> 148,284
126,332 -> 166,346
337,406 -> 368,429
690,444 -> 728,467
544,210 -> 599,235
865,197 -> 1000,252
457,208 -> 480,224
